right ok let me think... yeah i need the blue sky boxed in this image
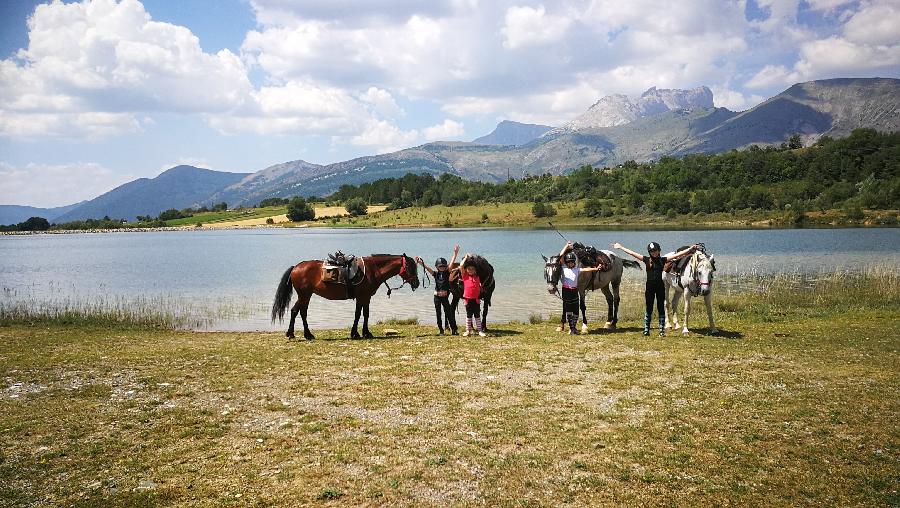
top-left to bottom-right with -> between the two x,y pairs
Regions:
1,0 -> 898,207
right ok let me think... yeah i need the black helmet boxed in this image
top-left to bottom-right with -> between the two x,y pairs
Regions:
564,252 -> 577,263
435,257 -> 448,267
647,242 -> 661,252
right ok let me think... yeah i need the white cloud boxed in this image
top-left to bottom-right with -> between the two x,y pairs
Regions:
843,1 -> 900,46
501,5 -> 572,49
423,119 -> 465,141
746,64 -> 800,88
349,120 -> 419,153
710,85 -> 765,111
0,161 -> 134,208
0,0 -> 252,139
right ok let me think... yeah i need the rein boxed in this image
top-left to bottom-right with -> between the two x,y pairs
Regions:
381,255 -> 417,298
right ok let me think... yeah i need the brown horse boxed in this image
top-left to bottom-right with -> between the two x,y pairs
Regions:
271,254 -> 420,340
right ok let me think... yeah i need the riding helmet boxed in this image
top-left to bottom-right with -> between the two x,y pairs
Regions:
647,241 -> 661,252
435,257 -> 448,268
564,252 -> 577,263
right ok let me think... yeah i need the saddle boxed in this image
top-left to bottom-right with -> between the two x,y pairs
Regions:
572,242 -> 611,272
322,251 -> 363,286
664,246 -> 692,274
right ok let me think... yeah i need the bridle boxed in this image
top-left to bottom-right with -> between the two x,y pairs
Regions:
382,254 -> 420,297
544,255 -> 564,299
685,251 -> 715,296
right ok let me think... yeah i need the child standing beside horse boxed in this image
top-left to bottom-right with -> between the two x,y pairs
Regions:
416,245 -> 460,336
558,241 -> 606,335
459,253 -> 487,337
612,241 -> 698,337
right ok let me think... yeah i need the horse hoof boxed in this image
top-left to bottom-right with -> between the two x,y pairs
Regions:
709,329 -> 719,336
286,332 -> 295,339
363,332 -> 374,339
581,324 -> 589,332
555,325 -> 563,332
604,321 -> 614,329
682,329 -> 690,335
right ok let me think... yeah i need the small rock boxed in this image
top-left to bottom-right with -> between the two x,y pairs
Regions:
384,329 -> 400,336
134,480 -> 156,492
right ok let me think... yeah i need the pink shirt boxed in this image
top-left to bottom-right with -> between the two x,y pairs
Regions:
461,271 -> 481,301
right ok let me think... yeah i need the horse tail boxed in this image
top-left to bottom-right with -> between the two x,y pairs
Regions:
271,265 -> 295,323
622,259 -> 641,270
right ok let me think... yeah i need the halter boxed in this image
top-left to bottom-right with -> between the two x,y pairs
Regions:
684,251 -> 714,296
382,254 -> 419,297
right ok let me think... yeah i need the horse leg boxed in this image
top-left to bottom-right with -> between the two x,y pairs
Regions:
362,301 -> 373,339
481,301 -> 489,332
705,293 -> 718,335
351,300 -> 362,339
296,293 -> 314,340
284,291 -> 309,339
663,282 -> 672,330
579,291 -> 589,334
681,292 -> 692,335
670,290 -> 681,330
610,281 -> 621,328
600,286 -> 613,329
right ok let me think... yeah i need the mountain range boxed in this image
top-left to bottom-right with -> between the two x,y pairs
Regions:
8,77 -> 899,223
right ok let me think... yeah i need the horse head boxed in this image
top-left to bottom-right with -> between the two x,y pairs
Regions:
542,254 -> 562,293
693,251 -> 715,296
400,253 -> 420,290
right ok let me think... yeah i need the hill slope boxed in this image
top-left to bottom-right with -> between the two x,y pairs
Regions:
473,120 -> 553,146
54,166 -> 249,222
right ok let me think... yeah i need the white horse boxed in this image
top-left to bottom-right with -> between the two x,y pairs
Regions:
663,247 -> 719,335
543,250 -> 641,332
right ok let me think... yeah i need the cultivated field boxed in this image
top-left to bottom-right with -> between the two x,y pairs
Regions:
1,272 -> 898,506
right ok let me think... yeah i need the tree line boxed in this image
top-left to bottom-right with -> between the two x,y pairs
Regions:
326,129 -> 899,217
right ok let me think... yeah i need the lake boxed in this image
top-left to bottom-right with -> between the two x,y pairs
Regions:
2,227 -> 898,331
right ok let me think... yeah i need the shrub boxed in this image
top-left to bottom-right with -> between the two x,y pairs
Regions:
286,197 -> 315,221
265,217 -> 275,224
532,202 -> 557,218
345,198 -> 368,216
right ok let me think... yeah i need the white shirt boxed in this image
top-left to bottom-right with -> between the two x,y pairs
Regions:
562,266 -> 580,289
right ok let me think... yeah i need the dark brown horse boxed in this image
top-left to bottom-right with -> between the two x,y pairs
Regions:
271,254 -> 420,340
447,256 -> 495,332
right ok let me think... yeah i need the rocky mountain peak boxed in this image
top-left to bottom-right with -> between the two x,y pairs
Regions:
552,85 -> 715,133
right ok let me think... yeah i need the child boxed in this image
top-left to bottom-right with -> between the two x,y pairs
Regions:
416,245 -> 460,335
558,241 -> 605,335
612,241 -> 698,337
458,253 -> 486,337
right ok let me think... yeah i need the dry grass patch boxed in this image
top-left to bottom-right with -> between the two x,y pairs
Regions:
1,301 -> 898,505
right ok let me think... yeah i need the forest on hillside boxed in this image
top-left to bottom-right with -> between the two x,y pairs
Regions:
327,129 -> 899,218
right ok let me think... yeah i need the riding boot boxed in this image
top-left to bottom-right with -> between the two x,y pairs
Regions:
659,317 -> 666,337
566,312 -> 577,334
474,317 -> 484,336
643,311 -> 651,335
463,318 -> 473,337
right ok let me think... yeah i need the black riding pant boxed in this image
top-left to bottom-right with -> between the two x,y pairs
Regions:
644,280 -> 666,331
465,298 -> 481,318
434,295 -> 456,332
562,287 -> 579,331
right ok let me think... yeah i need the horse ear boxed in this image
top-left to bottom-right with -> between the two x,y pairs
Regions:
542,254 -> 548,262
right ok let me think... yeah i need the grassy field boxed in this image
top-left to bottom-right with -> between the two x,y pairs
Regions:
1,272 -> 898,506
151,201 -> 896,230
324,202 -> 898,229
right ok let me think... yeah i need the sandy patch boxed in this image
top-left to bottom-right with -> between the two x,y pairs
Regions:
195,205 -> 389,229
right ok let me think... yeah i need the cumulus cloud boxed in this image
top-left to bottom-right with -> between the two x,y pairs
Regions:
423,119 -> 465,141
0,0 -> 253,139
746,1 -> 900,88
0,161 -> 134,208
501,5 -> 572,49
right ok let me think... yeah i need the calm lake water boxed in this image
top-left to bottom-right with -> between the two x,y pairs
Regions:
2,227 -> 898,331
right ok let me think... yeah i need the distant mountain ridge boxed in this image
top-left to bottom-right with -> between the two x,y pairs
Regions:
473,120 -> 552,146
53,165 -> 249,222
22,78 -> 900,220
0,202 -> 84,226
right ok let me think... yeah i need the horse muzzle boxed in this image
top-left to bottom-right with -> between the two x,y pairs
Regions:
547,284 -> 558,294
